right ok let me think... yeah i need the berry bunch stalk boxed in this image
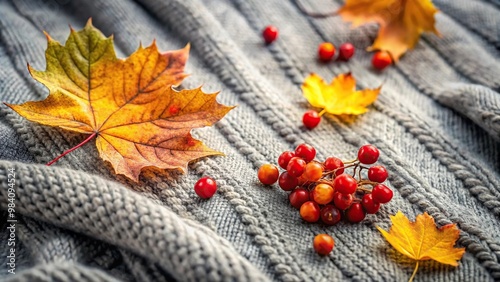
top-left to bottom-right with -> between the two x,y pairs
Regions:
258,144 -> 393,225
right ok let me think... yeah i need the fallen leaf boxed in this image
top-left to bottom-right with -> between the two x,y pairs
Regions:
338,0 -> 440,60
377,211 -> 465,282
5,19 -> 233,181
302,73 -> 381,115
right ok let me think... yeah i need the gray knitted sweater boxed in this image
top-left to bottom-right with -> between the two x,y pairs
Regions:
1,0 -> 499,281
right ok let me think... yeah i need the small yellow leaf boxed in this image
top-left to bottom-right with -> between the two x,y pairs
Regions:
302,73 -> 381,115
377,211 -> 465,269
338,0 -> 440,60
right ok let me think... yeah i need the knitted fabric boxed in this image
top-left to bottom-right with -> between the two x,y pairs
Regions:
1,0 -> 499,281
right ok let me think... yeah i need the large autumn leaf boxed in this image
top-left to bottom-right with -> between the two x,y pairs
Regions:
5,19 -> 233,181
338,0 -> 440,60
302,73 -> 381,115
377,211 -> 465,281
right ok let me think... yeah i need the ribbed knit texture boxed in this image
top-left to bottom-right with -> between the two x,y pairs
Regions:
0,0 -> 499,281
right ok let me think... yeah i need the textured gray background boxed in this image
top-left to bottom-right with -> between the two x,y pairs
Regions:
1,0 -> 499,281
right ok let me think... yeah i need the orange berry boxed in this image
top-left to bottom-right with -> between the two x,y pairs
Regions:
303,162 -> 323,182
313,234 -> 335,255
257,164 -> 279,185
300,201 -> 320,222
318,42 -> 335,61
311,183 -> 334,205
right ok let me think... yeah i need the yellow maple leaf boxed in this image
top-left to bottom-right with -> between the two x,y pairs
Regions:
377,211 -> 465,282
302,73 -> 381,115
338,0 -> 440,60
5,19 -> 234,182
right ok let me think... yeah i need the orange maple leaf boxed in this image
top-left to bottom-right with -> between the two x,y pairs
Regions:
5,19 -> 233,181
338,0 -> 440,60
377,211 -> 465,282
302,73 -> 381,115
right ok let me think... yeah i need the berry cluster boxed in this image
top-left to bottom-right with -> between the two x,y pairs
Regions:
258,144 -> 393,225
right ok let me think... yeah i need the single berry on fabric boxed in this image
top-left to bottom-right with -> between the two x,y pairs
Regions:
287,157 -> 307,177
372,51 -> 392,70
324,157 -> 344,176
257,164 -> 279,185
313,234 -> 335,255
311,183 -> 335,205
303,110 -> 321,129
368,165 -> 388,183
318,42 -> 336,61
333,192 -> 353,210
300,201 -> 321,222
194,177 -> 217,199
320,205 -> 341,225
346,203 -> 366,223
333,174 -> 357,194
279,172 -> 299,191
303,162 -> 324,181
357,144 -> 379,164
262,25 -> 278,44
338,43 -> 355,61
278,151 -> 295,169
289,188 -> 310,209
372,184 -> 393,204
295,143 -> 316,162
361,193 -> 381,214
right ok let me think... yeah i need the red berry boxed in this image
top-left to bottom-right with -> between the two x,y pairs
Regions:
278,172 -> 299,191
345,203 -> 366,223
289,188 -> 310,209
361,193 -> 380,214
324,157 -> 344,176
311,183 -> 335,205
333,174 -> 357,194
320,205 -> 341,225
262,25 -> 278,44
194,177 -> 217,199
303,110 -> 321,129
313,234 -> 335,255
358,145 -> 379,164
318,42 -> 336,61
333,192 -> 353,210
278,151 -> 295,169
372,184 -> 393,204
303,162 -> 324,182
338,43 -> 355,61
372,51 -> 392,70
368,165 -> 388,183
295,143 -> 316,162
257,164 -> 279,185
300,201 -> 321,223
286,157 -> 307,177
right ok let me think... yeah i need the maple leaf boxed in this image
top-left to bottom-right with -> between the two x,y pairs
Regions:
5,19 -> 233,182
302,73 -> 381,115
338,0 -> 440,60
377,211 -> 465,282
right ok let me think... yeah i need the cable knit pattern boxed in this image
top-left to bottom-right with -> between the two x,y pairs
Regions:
0,0 -> 499,281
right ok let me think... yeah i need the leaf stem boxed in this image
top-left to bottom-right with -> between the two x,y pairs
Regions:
408,261 -> 419,282
46,132 -> 97,166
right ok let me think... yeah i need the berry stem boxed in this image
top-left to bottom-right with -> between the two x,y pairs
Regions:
318,109 -> 326,117
343,158 -> 358,164
294,0 -> 337,18
358,180 -> 379,186
408,261 -> 419,282
322,163 -> 357,176
46,132 -> 97,166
